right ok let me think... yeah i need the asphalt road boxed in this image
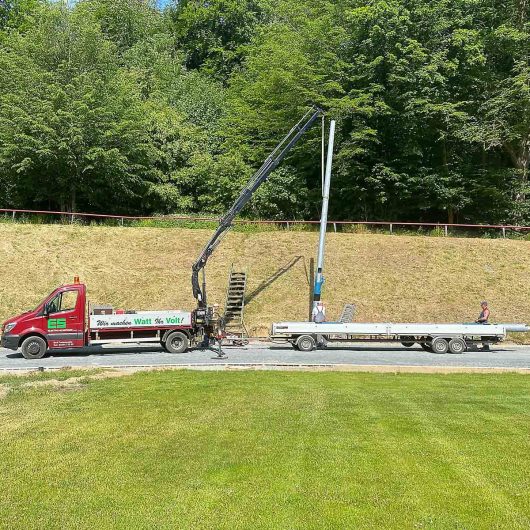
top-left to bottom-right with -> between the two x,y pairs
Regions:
1,342 -> 530,371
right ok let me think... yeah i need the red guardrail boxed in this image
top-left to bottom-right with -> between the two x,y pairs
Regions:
1,208 -> 529,236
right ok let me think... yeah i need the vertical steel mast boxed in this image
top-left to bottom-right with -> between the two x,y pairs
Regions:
313,119 -> 336,306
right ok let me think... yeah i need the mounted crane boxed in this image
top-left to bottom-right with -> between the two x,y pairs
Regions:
191,105 -> 324,315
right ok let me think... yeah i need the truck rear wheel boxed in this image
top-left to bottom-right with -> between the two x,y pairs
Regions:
296,335 -> 316,352
431,337 -> 449,354
164,331 -> 189,354
448,338 -> 466,354
21,336 -> 48,359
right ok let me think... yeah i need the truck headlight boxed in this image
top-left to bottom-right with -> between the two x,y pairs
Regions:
3,323 -> 16,333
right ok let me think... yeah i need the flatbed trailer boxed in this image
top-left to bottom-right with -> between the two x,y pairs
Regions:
271,321 -> 529,353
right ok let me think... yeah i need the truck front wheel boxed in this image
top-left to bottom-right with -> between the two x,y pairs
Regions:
164,331 -> 189,354
21,336 -> 48,360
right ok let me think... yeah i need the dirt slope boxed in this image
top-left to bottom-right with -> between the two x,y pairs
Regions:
0,224 -> 528,340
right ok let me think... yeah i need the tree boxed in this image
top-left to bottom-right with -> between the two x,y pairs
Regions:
77,0 -> 162,54
168,0 -> 267,80
1,0 -> 530,223
0,0 -> 39,39
455,0 -> 530,223
0,4 -> 155,212
222,1 -> 352,218
464,63 -> 530,222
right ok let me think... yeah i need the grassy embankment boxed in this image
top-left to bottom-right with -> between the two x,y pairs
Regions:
0,369 -> 529,528
0,223 -> 528,341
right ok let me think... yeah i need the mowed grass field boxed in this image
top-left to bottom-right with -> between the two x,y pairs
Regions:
0,223 -> 529,340
0,370 -> 529,529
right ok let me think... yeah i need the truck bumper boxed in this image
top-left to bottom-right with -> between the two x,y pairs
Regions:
1,333 -> 19,351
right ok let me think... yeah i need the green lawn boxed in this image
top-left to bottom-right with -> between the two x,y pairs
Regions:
1,370 -> 529,529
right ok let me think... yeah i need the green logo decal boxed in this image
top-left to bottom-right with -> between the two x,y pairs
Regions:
133,318 -> 152,325
165,316 -> 183,324
48,318 -> 66,330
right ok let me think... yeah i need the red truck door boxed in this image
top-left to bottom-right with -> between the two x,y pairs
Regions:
44,286 -> 85,349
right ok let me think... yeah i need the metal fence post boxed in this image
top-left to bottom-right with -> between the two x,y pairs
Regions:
333,222 -> 337,232
286,222 -> 290,230
444,225 -> 448,236
389,223 -> 393,234
12,211 -> 15,221
120,217 -> 124,226
502,227 -> 506,238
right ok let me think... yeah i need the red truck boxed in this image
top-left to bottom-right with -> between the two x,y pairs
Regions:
0,278 -> 209,359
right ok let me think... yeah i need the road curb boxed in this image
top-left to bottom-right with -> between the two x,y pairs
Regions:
1,363 -> 530,375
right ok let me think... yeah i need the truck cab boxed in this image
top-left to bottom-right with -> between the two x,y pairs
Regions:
1,281 -> 87,359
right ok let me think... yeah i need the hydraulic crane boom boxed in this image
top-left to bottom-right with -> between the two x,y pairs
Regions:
192,105 -> 324,308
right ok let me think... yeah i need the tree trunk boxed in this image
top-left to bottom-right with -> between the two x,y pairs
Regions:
441,137 -> 456,223
521,138 -> 529,201
71,183 -> 76,213
505,137 -> 529,202
518,0 -> 528,28
448,206 -> 454,224
442,138 -> 448,169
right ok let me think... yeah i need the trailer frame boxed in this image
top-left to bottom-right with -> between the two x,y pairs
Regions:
270,321 -> 514,353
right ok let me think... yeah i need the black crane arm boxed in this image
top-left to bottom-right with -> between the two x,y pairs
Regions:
192,105 -> 324,308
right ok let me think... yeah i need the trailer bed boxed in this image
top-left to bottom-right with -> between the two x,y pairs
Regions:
271,321 -> 529,353
272,322 -> 507,337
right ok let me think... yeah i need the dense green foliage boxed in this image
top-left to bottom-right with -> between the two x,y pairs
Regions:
0,0 -> 529,223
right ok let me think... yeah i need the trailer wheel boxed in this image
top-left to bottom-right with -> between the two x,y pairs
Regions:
448,338 -> 466,354
296,335 -> 316,352
400,336 -> 415,347
431,337 -> 449,354
21,335 -> 48,359
164,331 -> 189,354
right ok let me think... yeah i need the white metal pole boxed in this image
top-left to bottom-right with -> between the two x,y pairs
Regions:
313,119 -> 335,304
321,114 -> 325,194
